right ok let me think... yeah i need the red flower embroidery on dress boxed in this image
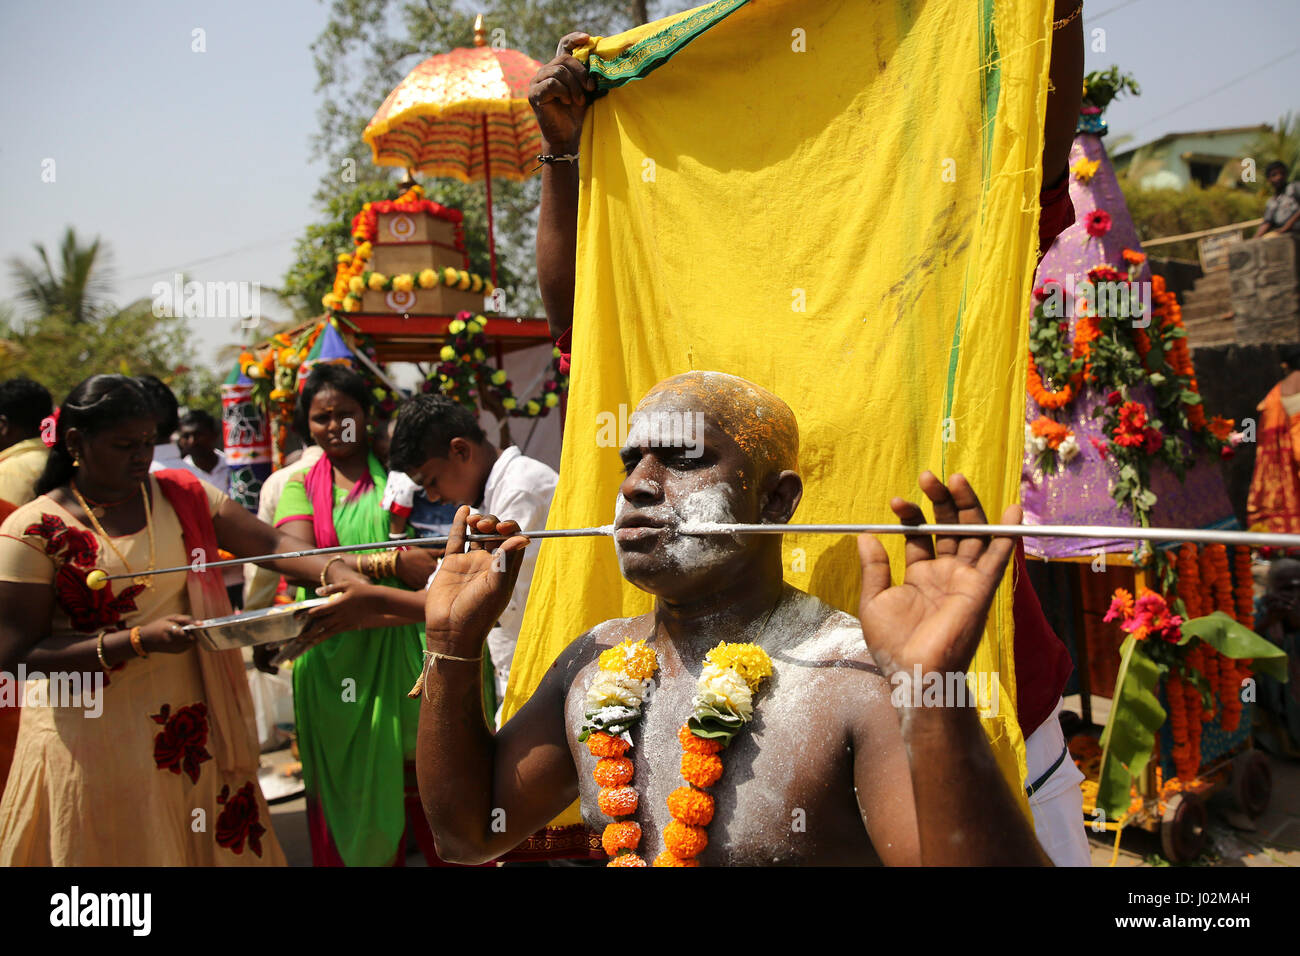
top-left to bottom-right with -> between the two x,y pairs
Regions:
150,702 -> 212,784
54,564 -> 144,633
26,513 -> 139,631
216,782 -> 266,857
24,514 -> 99,568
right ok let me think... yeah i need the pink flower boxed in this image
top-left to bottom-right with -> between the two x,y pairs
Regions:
1089,436 -> 1109,460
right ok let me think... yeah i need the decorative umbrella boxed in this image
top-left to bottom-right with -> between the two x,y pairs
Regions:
362,16 -> 543,286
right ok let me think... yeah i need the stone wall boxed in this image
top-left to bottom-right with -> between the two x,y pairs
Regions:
1229,235 -> 1300,344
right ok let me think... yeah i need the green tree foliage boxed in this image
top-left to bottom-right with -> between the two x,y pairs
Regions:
1118,182 -> 1268,261
3,229 -> 219,414
286,0 -> 669,316
1249,111 -> 1300,181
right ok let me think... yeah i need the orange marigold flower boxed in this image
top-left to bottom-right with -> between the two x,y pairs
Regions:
593,757 -> 633,788
652,851 -> 699,867
680,752 -> 724,789
607,852 -> 646,867
601,821 -> 641,856
663,820 -> 708,858
586,732 -> 630,758
598,786 -> 639,817
667,786 -> 715,826
678,724 -> 723,754
1207,416 -> 1234,441
1122,248 -> 1146,265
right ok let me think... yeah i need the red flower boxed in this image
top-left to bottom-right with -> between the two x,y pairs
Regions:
1142,427 -> 1164,454
151,702 -> 212,784
1106,390 -> 1122,406
216,782 -> 266,857
1220,445 -> 1235,459
1084,209 -> 1112,238
1088,265 -> 1123,283
1089,436 -> 1109,459
55,564 -> 145,633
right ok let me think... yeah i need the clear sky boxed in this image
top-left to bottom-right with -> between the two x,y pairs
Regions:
1,0 -> 1297,373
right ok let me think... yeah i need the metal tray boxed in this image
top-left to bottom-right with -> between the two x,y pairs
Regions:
185,598 -> 329,651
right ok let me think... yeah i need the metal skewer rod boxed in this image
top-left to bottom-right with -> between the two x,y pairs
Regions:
100,522 -> 1300,583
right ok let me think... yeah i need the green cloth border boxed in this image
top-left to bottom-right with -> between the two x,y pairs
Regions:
942,0 -> 1001,472
587,0 -> 750,90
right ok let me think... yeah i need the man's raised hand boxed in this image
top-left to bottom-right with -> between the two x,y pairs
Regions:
424,506 -> 528,652
856,472 -> 1018,682
528,32 -> 596,153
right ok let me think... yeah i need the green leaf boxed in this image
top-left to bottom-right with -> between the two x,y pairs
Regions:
1180,612 -> 1289,681
1097,637 -> 1166,820
1180,390 -> 1202,405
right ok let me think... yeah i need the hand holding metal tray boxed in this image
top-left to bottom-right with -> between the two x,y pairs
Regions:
183,598 -> 330,662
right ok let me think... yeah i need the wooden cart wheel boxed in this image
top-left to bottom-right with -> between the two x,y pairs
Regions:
1231,751 -> 1272,818
1160,793 -> 1208,863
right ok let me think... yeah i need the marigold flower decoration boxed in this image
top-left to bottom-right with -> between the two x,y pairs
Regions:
652,642 -> 774,867
581,639 -> 657,867
1071,157 -> 1100,184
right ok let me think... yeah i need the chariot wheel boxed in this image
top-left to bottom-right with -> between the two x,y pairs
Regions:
1160,792 -> 1208,863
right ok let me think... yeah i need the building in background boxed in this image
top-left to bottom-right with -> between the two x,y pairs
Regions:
1113,125 -> 1271,191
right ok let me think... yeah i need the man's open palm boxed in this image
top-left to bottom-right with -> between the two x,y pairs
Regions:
857,473 -> 1018,679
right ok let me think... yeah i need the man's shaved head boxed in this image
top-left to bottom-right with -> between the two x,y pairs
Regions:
615,372 -> 803,601
637,371 -> 799,476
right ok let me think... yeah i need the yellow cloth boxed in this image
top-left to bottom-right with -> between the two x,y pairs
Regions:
506,0 -> 1053,828
0,437 -> 50,507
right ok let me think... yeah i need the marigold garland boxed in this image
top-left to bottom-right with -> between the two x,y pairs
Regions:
582,640 -> 774,866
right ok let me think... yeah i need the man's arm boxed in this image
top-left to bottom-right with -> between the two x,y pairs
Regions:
531,33 -> 594,340
1043,0 -> 1084,189
415,509 -> 586,864
856,473 -> 1050,865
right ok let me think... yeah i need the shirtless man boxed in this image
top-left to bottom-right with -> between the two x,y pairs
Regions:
416,372 -> 1049,865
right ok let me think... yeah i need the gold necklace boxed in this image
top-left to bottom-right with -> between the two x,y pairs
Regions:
71,481 -> 156,589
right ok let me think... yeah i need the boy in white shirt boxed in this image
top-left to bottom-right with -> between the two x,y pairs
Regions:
388,395 -> 557,715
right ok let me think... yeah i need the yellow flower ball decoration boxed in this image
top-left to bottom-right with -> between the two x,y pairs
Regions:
598,639 -> 658,681
392,273 -> 414,293
348,276 -> 365,295
367,272 -> 388,292
704,642 -> 773,692
418,268 -> 437,289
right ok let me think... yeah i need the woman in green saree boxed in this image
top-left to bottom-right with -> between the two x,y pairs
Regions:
274,365 -> 441,866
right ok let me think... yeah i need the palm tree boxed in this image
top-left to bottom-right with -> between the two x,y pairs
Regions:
7,227 -> 114,324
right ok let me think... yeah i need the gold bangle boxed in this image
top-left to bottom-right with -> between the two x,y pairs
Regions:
358,553 -> 372,577
1053,2 -> 1082,29
96,631 -> 112,672
321,555 -> 345,588
129,626 -> 148,658
386,550 -> 400,579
